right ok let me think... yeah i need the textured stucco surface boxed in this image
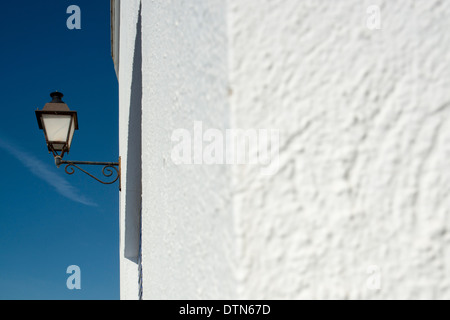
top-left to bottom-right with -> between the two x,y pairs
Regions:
118,0 -> 450,299
118,0 -> 142,300
140,0 -> 235,300
229,0 -> 450,299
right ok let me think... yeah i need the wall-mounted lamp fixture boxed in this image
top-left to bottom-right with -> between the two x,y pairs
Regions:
36,92 -> 120,189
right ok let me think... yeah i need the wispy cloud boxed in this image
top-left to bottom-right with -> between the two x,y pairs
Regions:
0,136 -> 97,207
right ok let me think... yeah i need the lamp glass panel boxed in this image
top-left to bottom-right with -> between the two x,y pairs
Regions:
42,114 -> 72,143
68,118 -> 76,149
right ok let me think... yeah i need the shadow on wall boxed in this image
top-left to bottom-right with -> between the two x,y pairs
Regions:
125,3 -> 142,262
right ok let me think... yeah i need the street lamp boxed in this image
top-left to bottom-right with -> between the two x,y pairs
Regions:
35,92 -> 78,159
36,92 -> 120,189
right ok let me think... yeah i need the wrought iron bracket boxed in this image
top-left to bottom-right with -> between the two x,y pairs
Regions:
55,156 -> 121,191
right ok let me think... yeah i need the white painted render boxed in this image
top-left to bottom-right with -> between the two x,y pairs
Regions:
115,0 -> 450,300
116,0 -> 141,300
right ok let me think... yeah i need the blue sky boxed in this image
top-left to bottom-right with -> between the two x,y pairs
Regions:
0,1 -> 119,299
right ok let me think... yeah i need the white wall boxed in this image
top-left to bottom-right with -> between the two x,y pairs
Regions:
229,0 -> 450,299
117,0 -> 142,300
118,0 -> 450,299
139,0 -> 236,300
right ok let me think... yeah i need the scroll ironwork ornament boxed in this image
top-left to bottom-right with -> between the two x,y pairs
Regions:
55,156 -> 121,190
